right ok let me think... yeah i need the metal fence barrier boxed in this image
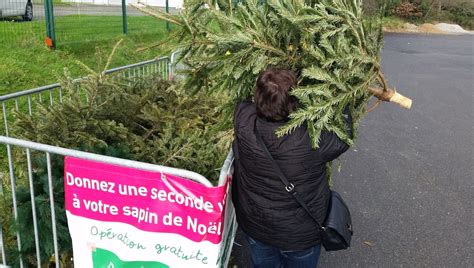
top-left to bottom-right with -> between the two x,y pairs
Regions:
0,0 -> 174,47
0,54 -> 235,267
1,55 -> 170,137
0,0 -> 46,42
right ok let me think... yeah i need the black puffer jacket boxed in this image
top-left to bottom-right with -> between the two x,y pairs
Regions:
232,101 -> 352,250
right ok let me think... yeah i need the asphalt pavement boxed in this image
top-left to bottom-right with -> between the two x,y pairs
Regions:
230,33 -> 474,267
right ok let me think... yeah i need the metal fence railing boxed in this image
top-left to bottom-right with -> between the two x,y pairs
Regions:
0,55 -> 170,267
1,56 -> 170,137
0,136 -> 233,268
0,53 -> 236,267
0,0 -> 174,47
0,0 -> 47,43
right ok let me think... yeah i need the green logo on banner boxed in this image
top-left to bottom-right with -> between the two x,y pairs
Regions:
92,248 -> 169,268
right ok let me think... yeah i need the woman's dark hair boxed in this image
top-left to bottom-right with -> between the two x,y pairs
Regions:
255,68 -> 298,122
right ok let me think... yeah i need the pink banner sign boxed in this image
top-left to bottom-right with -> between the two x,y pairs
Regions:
64,157 -> 229,244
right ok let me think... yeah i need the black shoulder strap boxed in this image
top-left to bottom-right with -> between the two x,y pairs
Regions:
255,128 -> 325,231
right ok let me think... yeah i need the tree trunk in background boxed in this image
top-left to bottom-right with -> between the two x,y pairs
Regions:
425,0 -> 442,18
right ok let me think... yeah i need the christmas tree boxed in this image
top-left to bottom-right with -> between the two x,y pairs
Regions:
135,0 -> 411,147
2,45 -> 229,266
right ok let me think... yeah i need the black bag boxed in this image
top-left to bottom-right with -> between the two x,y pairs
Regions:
256,131 -> 353,251
320,191 -> 353,251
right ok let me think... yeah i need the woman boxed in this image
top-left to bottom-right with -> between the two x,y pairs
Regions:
232,68 -> 352,268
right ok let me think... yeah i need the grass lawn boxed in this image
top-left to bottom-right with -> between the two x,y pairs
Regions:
0,15 -> 176,96
382,16 -> 408,30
